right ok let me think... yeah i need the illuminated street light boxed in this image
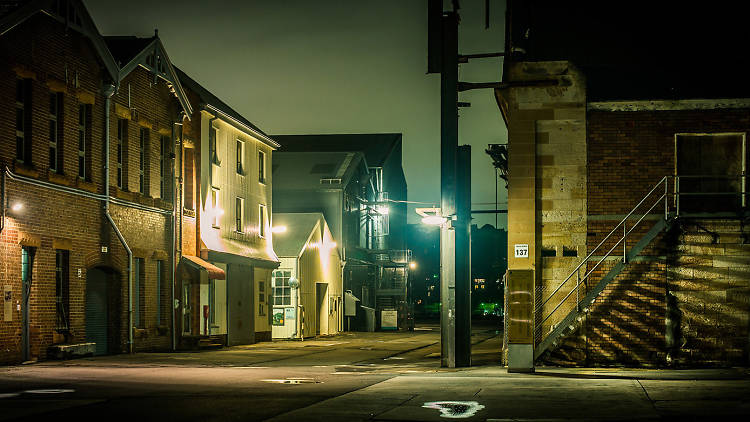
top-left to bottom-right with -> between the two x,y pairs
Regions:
410,262 -> 417,270
11,202 -> 23,212
416,207 -> 446,226
272,225 -> 287,233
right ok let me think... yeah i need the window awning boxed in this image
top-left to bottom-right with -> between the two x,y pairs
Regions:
181,255 -> 226,280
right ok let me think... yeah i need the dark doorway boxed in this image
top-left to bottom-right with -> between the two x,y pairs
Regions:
676,134 -> 745,213
85,267 -> 119,355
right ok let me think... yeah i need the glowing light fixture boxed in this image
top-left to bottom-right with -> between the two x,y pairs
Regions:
11,202 -> 23,212
409,262 -> 417,270
376,205 -> 389,215
416,207 -> 446,226
272,225 -> 287,233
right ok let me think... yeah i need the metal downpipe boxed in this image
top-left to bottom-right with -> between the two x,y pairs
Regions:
102,84 -> 134,354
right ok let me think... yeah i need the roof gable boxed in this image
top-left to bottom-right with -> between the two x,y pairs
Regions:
0,0 -> 119,82
105,34 -> 193,118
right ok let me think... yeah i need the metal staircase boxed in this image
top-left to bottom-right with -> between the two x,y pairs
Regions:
534,176 -> 675,360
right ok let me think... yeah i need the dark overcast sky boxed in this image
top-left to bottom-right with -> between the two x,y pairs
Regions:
84,0 -> 508,228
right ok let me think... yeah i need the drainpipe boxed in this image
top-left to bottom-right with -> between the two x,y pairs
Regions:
102,83 -> 134,354
1,166 -> 5,235
171,119 -> 183,351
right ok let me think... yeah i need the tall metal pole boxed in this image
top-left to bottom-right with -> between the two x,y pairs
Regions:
455,145 -> 472,367
440,10 -> 459,368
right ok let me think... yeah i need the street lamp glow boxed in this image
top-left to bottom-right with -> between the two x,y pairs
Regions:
272,225 -> 287,233
11,202 -> 23,212
421,215 -> 446,225
409,262 -> 417,270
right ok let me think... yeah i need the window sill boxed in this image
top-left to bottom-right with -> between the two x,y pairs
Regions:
76,178 -> 97,193
13,162 -> 38,178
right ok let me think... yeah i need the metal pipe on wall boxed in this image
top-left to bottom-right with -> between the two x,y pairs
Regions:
102,83 -> 135,354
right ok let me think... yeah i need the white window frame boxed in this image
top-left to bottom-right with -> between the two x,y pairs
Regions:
211,187 -> 221,228
117,119 -> 125,189
49,92 -> 59,172
259,204 -> 267,238
235,197 -> 245,233
258,150 -> 266,184
236,139 -> 245,175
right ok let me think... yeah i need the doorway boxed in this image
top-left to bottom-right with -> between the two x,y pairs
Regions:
85,267 -> 118,355
315,283 -> 328,336
676,133 -> 745,213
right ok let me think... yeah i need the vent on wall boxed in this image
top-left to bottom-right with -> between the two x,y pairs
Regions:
562,246 -> 578,257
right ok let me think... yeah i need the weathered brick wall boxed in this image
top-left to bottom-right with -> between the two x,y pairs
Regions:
0,13 -> 177,363
573,107 -> 750,366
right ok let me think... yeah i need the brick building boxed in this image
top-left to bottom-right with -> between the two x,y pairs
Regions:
498,1 -> 750,366
0,0 -> 192,363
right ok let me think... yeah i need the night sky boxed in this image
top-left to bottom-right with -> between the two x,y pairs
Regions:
85,0 -> 508,228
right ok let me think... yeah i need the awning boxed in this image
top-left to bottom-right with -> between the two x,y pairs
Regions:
181,255 -> 226,280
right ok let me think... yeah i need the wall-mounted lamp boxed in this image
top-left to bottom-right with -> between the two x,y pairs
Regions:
416,207 -> 447,226
11,202 -> 23,212
272,225 -> 287,233
409,262 -> 417,270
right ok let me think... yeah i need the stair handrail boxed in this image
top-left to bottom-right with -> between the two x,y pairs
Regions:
535,176 -> 670,320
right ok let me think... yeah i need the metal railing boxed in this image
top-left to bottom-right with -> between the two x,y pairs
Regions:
535,173 -> 748,343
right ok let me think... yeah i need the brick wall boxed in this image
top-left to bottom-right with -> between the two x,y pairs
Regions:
0,13 -> 177,363
563,107 -> 750,366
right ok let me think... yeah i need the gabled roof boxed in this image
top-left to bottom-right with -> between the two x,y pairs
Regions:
272,134 -> 401,167
272,213 -> 325,257
175,67 -> 279,149
272,151 -> 367,191
0,0 -> 118,83
104,34 -> 193,118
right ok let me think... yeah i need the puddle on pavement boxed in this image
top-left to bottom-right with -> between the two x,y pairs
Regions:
24,389 -> 76,394
260,378 -> 321,384
422,401 -> 485,419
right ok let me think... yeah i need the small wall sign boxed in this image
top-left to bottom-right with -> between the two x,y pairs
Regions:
101,246 -> 108,253
514,244 -> 529,258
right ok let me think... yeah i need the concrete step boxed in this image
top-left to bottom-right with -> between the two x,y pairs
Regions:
47,342 -> 95,359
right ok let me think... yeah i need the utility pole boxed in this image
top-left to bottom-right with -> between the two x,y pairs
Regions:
431,0 -> 471,368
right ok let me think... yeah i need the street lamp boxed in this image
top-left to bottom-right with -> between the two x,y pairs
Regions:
416,207 -> 447,226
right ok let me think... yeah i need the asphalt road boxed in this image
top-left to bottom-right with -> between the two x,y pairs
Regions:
1,322 -> 749,421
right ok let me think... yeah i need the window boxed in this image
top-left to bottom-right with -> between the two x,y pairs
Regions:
272,270 -> 292,306
235,197 -> 244,233
139,128 -> 149,194
259,281 -> 266,316
184,148 -> 195,211
156,260 -> 163,325
211,188 -> 220,228
160,135 -> 169,199
116,119 -> 127,189
78,104 -> 91,180
258,204 -> 267,238
236,139 -> 245,175
134,258 -> 145,328
208,279 -> 215,325
209,126 -> 220,165
258,150 -> 266,183
16,79 -> 31,164
55,250 -> 70,331
49,93 -> 62,172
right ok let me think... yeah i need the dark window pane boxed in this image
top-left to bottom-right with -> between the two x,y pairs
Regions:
49,147 -> 56,170
16,108 -> 24,131
78,156 -> 85,178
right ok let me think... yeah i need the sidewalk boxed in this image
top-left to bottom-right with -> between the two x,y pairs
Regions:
268,366 -> 750,421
